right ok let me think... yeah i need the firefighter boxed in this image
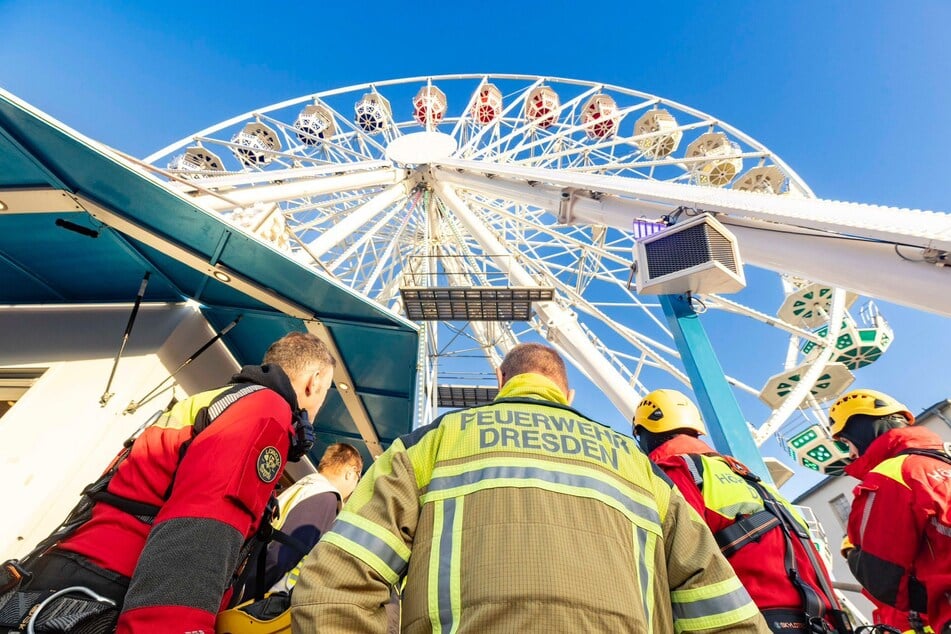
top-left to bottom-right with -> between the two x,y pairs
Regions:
291,343 -> 767,633
14,331 -> 336,633
634,388 -> 849,634
830,389 -> 951,634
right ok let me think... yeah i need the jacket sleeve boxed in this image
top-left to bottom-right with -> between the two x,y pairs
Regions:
292,439 -> 420,633
661,483 -> 769,633
117,390 -> 292,633
846,470 -> 924,611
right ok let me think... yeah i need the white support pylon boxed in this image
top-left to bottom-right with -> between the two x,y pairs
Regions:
434,181 -> 641,420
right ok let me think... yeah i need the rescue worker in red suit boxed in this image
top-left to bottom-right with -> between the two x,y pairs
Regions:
19,331 -> 336,633
830,389 -> 951,634
634,389 -> 847,634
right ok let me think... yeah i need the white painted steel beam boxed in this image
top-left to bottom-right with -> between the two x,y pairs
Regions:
432,164 -> 951,317
194,167 -> 406,211
435,159 -> 951,251
175,160 -> 392,192
434,181 -> 641,419
306,180 -> 415,259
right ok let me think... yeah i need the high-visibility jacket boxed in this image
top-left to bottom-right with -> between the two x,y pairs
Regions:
650,435 -> 839,625
264,472 -> 341,593
291,373 -> 767,633
844,426 -> 951,633
56,364 -> 299,633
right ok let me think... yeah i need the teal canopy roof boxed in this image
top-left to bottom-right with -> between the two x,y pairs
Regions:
0,89 -> 419,465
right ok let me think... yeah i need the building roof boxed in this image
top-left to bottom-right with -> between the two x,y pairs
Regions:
0,88 -> 419,464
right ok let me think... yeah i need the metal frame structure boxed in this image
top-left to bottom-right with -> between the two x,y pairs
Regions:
142,74 -> 950,456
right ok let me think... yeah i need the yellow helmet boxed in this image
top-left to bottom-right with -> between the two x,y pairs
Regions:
828,389 -> 914,437
634,389 -> 707,436
216,594 -> 290,634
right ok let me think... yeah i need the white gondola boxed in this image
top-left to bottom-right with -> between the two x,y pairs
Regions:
294,104 -> 335,145
413,86 -> 447,126
471,84 -> 502,126
230,122 -> 281,167
525,85 -> 559,129
354,93 -> 392,133
633,109 -> 682,158
685,132 -> 742,186
167,146 -> 225,177
733,165 -> 786,194
581,94 -> 618,139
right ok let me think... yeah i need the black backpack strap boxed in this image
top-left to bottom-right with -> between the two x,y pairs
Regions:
899,443 -> 951,465
715,511 -> 782,557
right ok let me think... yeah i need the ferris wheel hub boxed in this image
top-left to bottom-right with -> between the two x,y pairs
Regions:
385,131 -> 456,166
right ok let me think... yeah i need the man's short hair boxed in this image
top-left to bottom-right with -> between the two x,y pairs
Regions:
318,443 -> 363,475
499,343 -> 568,391
264,331 -> 335,378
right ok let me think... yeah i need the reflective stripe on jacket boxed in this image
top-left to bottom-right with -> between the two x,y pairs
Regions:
292,373 -> 766,633
651,435 -> 838,620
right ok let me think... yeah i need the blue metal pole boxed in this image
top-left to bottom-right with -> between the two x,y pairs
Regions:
659,293 -> 772,483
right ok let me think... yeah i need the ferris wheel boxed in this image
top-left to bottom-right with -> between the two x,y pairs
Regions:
144,74 -> 902,472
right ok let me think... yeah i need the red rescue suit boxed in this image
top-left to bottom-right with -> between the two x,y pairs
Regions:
844,426 -> 951,633
57,365 -> 298,633
651,435 -> 839,629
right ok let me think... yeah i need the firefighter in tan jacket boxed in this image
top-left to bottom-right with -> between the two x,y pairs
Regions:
291,343 -> 768,633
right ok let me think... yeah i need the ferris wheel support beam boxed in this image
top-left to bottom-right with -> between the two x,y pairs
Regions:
434,182 -> 642,419
659,294 -> 772,482
194,166 -> 407,211
432,164 -> 951,317
306,180 -> 416,259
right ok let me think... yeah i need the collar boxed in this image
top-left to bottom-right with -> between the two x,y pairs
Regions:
230,363 -> 300,411
844,426 -> 945,479
649,434 -> 717,462
292,472 -> 341,497
495,373 -> 569,405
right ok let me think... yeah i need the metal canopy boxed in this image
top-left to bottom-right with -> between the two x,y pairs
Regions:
0,89 -> 419,464
400,286 -> 554,321
436,385 -> 499,409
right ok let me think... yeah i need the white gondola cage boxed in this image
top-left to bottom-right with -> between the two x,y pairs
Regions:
633,109 -> 682,158
294,104 -> 335,145
733,165 -> 786,194
354,92 -> 391,133
685,132 -> 743,187
230,122 -> 281,167
525,85 -> 559,129
167,146 -> 225,177
413,85 -> 447,127
581,94 -> 619,139
471,84 -> 502,126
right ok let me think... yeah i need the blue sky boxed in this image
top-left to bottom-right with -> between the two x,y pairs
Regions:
2,1 -> 949,495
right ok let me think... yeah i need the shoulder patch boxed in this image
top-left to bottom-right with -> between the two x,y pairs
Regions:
257,446 -> 282,483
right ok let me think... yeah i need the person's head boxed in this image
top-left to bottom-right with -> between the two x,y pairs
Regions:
264,331 -> 336,420
497,343 -> 573,402
829,389 -> 913,459
317,443 -> 364,501
633,388 -> 707,455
